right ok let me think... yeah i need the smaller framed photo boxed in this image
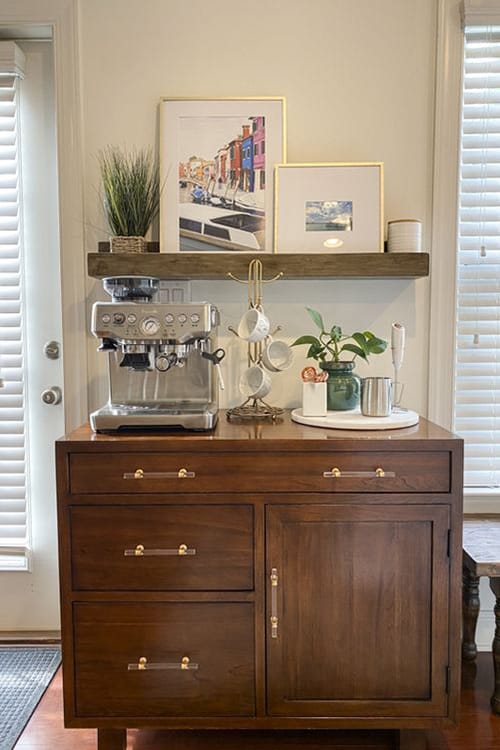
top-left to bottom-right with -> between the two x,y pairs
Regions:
274,162 -> 384,253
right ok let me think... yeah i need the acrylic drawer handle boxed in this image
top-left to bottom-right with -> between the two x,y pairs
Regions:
124,543 -> 196,557
323,467 -> 396,478
270,567 -> 279,639
123,468 -> 195,480
128,655 -> 198,671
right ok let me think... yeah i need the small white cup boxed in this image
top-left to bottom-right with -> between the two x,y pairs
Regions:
239,365 -> 272,400
237,307 -> 270,342
261,339 -> 293,372
302,381 -> 327,417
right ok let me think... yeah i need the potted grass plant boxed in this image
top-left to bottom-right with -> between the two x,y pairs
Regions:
98,146 -> 160,253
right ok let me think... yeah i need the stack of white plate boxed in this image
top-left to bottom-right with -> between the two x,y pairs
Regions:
387,220 -> 422,252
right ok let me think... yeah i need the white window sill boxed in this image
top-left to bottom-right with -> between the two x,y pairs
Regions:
464,488 -> 500,515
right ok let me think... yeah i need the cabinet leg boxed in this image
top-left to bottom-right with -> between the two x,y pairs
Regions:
97,728 -> 126,750
489,577 -> 500,715
462,565 -> 480,661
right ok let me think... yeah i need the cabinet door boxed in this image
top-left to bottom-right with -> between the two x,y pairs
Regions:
266,504 -> 450,718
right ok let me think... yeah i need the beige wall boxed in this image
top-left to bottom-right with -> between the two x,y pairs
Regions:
81,0 -> 437,412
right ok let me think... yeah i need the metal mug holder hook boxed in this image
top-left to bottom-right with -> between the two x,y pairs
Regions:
226,259 -> 285,421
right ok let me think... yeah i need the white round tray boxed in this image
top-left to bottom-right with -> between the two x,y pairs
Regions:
291,407 -> 419,431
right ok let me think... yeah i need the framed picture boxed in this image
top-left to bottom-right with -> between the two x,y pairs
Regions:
274,162 -> 384,253
160,97 -> 286,253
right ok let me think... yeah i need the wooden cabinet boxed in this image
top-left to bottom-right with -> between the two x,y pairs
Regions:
266,504 -> 450,717
56,414 -> 463,750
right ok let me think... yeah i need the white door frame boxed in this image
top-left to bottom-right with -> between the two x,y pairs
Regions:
0,0 -> 88,431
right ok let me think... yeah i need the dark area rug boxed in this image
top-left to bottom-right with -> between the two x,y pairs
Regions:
0,646 -> 61,750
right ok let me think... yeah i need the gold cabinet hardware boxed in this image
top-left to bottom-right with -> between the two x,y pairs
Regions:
123,468 -> 196,480
270,567 -> 279,638
323,467 -> 396,479
270,615 -> 279,638
124,544 -> 196,557
128,655 -> 199,671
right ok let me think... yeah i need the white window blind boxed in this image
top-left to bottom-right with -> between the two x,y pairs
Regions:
0,42 -> 28,569
455,24 -> 500,489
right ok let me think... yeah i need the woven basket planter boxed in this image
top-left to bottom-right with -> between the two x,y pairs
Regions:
110,236 -> 147,253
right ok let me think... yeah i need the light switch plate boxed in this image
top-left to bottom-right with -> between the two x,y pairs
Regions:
158,280 -> 192,304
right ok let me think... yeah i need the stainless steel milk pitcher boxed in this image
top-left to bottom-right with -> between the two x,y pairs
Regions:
361,377 -> 392,417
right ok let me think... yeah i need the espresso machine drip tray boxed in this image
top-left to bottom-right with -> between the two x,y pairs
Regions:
90,405 -> 218,432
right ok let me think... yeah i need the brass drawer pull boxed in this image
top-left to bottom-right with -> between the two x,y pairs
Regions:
323,467 -> 396,478
123,468 -> 196,480
128,655 -> 198,671
124,543 -> 196,557
270,567 -> 279,639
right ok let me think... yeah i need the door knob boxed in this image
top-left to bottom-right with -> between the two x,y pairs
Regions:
41,386 -> 62,405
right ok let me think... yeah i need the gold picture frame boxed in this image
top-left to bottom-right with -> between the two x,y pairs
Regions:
160,97 -> 286,254
274,162 -> 384,254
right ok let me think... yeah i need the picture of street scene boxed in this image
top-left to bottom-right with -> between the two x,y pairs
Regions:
305,201 -> 353,232
178,115 -> 266,251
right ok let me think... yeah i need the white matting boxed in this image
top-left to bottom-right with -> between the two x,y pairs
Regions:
291,407 -> 419,431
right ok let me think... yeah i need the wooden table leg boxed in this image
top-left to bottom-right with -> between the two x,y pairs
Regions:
97,728 -> 127,750
462,564 -> 480,661
490,577 -> 500,715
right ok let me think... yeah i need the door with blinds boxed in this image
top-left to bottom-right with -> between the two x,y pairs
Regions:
455,23 -> 500,490
0,40 -> 64,630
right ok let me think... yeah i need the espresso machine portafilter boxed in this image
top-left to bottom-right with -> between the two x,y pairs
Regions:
90,277 -> 225,432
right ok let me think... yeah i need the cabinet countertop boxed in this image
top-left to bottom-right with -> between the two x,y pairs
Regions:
58,411 -> 462,450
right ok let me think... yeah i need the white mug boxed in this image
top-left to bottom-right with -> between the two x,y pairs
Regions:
261,339 -> 293,372
237,307 -> 270,342
239,365 -> 272,400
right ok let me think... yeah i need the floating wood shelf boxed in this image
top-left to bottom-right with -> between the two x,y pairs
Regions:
87,250 -> 429,280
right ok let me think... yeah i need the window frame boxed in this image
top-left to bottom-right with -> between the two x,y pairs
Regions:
429,0 -> 500,510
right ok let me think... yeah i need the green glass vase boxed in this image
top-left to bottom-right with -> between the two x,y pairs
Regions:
319,361 -> 361,411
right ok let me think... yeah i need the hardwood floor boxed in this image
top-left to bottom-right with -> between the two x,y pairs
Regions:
14,655 -> 500,750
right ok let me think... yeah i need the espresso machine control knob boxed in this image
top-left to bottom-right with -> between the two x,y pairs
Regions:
113,312 -> 126,325
140,316 -> 161,336
155,355 -> 171,372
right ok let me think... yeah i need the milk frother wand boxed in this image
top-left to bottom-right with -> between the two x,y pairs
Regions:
391,322 -> 405,411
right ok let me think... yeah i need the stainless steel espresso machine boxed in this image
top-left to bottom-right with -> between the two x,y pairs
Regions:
90,277 -> 224,431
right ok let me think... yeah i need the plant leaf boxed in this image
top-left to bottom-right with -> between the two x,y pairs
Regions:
330,325 -> 342,342
306,307 -> 325,332
291,335 -> 322,348
365,336 -> 388,354
351,332 -> 369,352
307,343 -> 324,360
341,343 -> 368,361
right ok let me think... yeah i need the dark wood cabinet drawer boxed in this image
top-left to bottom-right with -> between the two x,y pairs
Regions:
69,450 -> 450,494
70,505 -> 253,591
73,602 -> 255,718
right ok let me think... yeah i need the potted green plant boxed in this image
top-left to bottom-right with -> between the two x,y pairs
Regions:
292,307 -> 388,410
98,146 -> 160,253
